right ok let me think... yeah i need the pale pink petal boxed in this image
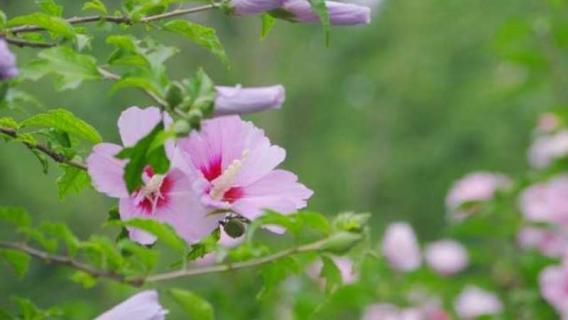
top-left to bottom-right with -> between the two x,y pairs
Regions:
119,198 -> 158,245
231,170 -> 313,220
118,106 -> 162,147
86,143 -> 128,198
381,222 -> 422,272
235,139 -> 286,186
424,240 -> 469,276
454,286 -> 502,319
95,290 -> 168,320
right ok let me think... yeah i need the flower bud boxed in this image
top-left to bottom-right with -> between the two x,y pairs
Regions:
381,222 -> 421,272
223,217 -> 247,238
0,38 -> 18,80
424,239 -> 469,276
173,119 -> 191,137
214,85 -> 285,116
318,232 -> 362,254
230,0 -> 285,16
165,82 -> 185,109
279,0 -> 371,26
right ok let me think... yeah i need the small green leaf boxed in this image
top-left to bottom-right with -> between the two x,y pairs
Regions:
320,256 -> 342,292
308,0 -> 330,45
117,123 -> 169,192
70,271 -> 97,288
110,77 -> 162,96
57,165 -> 90,200
39,222 -> 80,256
119,219 -> 187,252
183,69 -> 216,114
22,108 -> 102,144
37,0 -> 63,17
23,46 -> 101,91
8,13 -> 75,40
0,249 -> 30,277
260,14 -> 276,39
0,117 -> 19,129
0,207 -> 31,228
82,0 -> 108,14
164,20 -> 229,66
169,288 -> 214,320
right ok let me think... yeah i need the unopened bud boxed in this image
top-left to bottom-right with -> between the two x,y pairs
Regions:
318,232 -> 362,254
173,119 -> 191,137
165,82 -> 185,109
187,109 -> 203,130
223,218 -> 247,238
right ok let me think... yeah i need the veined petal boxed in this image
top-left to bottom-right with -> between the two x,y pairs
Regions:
95,290 -> 168,320
118,106 -> 163,147
87,143 -> 128,198
232,169 -> 313,220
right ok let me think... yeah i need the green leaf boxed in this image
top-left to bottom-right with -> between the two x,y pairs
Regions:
80,236 -> 124,270
110,77 -> 162,96
164,20 -> 229,66
8,13 -> 75,40
39,223 -> 80,256
70,271 -> 97,288
117,123 -> 169,192
37,0 -> 63,17
23,47 -> 101,91
0,10 -> 7,28
119,219 -> 188,252
308,0 -> 330,45
117,239 -> 159,272
12,297 -> 63,319
0,117 -> 19,129
0,207 -> 31,228
22,108 -> 102,144
260,14 -> 276,39
82,0 -> 108,14
320,256 -> 342,292
0,249 -> 30,277
258,257 -> 299,299
183,69 -> 216,114
169,288 -> 214,320
57,165 -> 90,200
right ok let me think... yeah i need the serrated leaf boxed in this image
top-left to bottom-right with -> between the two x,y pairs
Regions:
57,165 -> 90,199
117,123 -> 169,192
23,47 -> 101,91
82,0 -> 108,14
119,219 -> 187,252
22,108 -> 102,144
0,207 -> 30,228
164,20 -> 228,66
169,288 -> 214,320
308,0 -> 330,45
0,249 -> 30,277
260,14 -> 276,39
37,0 -> 63,17
8,13 -> 75,40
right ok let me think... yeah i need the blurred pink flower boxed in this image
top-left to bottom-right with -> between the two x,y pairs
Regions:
445,171 -> 511,220
540,256 -> 568,318
424,239 -> 468,276
537,113 -> 560,134
381,222 -> 421,272
214,85 -> 285,116
0,38 -> 18,80
361,304 -> 402,320
454,286 -> 503,319
281,0 -> 371,25
176,116 -> 313,224
95,290 -> 168,320
230,0 -> 285,15
87,107 -> 220,245
517,226 -> 567,258
529,131 -> 568,169
362,303 -> 449,320
519,176 -> 568,225
307,256 -> 357,285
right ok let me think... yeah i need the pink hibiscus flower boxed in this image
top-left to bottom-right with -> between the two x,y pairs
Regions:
175,116 -> 313,224
87,106 -> 220,244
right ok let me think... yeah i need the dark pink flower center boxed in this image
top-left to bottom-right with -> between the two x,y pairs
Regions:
135,166 -> 173,215
201,155 -> 245,203
201,155 -> 222,182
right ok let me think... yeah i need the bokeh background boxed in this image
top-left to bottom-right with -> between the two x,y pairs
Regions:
1,0 -> 566,318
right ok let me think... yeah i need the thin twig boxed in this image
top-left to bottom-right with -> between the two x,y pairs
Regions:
0,238 -> 326,286
97,67 -> 168,109
0,127 -> 87,171
4,4 -> 217,35
5,37 -> 55,48
144,239 -> 325,283
0,241 -> 142,286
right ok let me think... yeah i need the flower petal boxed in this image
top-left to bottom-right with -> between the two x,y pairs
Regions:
118,106 -> 163,147
231,169 -> 313,220
87,143 -> 128,198
95,290 -> 168,320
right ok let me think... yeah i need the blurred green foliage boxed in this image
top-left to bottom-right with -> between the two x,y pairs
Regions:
1,0 -> 567,318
